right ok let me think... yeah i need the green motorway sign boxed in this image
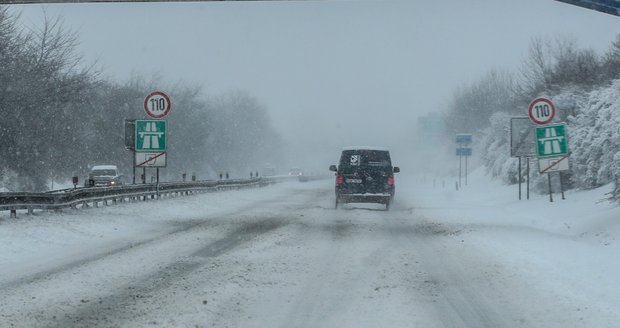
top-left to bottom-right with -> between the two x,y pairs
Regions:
135,120 -> 166,152
536,123 -> 568,158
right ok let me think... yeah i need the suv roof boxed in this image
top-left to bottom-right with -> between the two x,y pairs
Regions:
91,165 -> 118,171
342,146 -> 389,151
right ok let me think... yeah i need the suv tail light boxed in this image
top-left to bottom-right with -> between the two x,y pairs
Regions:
336,175 -> 344,185
388,176 -> 395,186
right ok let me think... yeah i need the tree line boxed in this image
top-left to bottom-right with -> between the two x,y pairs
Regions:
442,33 -> 620,199
0,8 -> 283,191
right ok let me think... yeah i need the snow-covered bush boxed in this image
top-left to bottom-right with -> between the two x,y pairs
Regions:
568,79 -> 620,196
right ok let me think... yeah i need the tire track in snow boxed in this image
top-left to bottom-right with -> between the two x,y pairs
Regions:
0,200 -> 281,292
41,218 -> 287,328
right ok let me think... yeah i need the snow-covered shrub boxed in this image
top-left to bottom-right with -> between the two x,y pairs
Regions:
569,79 -> 620,190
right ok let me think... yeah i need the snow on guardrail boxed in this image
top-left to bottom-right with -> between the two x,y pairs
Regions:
0,175 -> 298,218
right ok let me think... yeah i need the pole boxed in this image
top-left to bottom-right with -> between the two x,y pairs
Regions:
465,154 -> 468,186
133,151 -> 136,184
156,168 -> 160,198
526,157 -> 530,200
518,157 -> 522,200
458,153 -> 462,190
548,173 -> 553,202
559,171 -> 565,200
142,167 -> 146,184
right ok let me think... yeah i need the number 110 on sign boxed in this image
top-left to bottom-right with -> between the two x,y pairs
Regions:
150,98 -> 166,111
144,91 -> 171,119
528,97 -> 556,125
535,103 -> 551,117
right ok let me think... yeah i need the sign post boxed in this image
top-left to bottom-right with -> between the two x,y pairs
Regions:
124,119 -> 136,184
455,134 -> 472,189
527,96 -> 569,202
510,117 -> 537,200
126,91 -> 171,188
135,116 -> 168,186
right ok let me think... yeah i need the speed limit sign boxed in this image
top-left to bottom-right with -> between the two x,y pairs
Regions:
144,91 -> 171,119
528,97 -> 556,125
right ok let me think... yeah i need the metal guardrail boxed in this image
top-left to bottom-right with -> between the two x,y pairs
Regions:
0,176 -> 296,218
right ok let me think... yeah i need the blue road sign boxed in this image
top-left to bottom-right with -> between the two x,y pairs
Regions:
456,133 -> 473,144
456,147 -> 472,156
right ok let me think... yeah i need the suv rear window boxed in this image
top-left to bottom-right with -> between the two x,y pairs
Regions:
339,150 -> 392,170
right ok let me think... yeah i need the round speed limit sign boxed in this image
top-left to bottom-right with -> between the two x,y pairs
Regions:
528,97 -> 556,125
144,91 -> 171,119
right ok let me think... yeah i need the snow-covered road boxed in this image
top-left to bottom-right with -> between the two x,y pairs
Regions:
1,172 -> 619,327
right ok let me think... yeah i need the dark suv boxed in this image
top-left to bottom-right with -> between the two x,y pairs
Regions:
329,147 -> 400,210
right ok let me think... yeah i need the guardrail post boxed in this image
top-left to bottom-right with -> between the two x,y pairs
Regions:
10,209 -> 17,218
27,207 -> 34,215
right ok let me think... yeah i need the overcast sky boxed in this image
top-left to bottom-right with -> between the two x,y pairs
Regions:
8,0 -> 620,168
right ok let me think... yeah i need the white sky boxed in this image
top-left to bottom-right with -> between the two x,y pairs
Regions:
8,0 -> 620,168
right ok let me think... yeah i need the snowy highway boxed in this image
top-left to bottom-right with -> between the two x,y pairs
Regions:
1,174 -> 620,327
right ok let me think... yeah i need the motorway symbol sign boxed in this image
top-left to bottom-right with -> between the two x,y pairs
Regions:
528,97 -> 556,125
536,123 -> 568,158
144,91 -> 171,119
539,155 -> 569,174
135,120 -> 166,151
136,152 -> 167,167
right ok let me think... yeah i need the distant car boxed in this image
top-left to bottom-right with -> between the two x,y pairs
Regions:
289,167 -> 303,176
87,165 -> 123,187
330,147 -> 400,210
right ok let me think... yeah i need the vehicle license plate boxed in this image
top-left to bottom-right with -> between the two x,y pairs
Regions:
346,178 -> 362,183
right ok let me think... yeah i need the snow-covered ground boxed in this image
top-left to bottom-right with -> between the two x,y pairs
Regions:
401,169 -> 620,326
0,170 -> 619,327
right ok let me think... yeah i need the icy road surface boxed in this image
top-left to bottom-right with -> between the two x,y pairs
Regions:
1,172 -> 619,327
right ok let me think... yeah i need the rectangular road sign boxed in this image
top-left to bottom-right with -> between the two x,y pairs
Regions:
456,147 -> 472,156
135,120 -> 166,152
538,155 -> 569,174
510,117 -> 536,157
456,133 -> 472,144
136,152 -> 167,167
536,123 -> 568,158
124,119 -> 135,151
